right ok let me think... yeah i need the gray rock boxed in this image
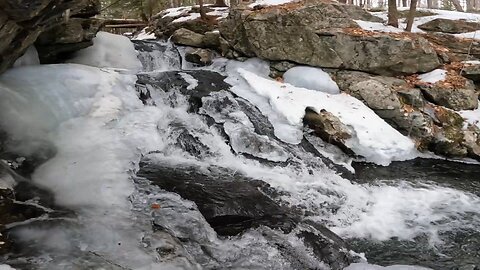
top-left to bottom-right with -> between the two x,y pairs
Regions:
185,48 -> 214,66
420,80 -> 478,111
303,108 -> 354,155
35,18 -> 103,63
172,28 -> 205,47
0,0 -> 101,74
418,18 -> 480,34
220,3 -> 440,76
461,63 -> 480,82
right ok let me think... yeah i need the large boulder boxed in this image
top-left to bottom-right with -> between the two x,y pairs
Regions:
0,0 -> 101,73
419,80 -> 478,111
335,71 -> 435,148
418,18 -> 480,34
219,2 -> 441,76
153,6 -> 228,38
171,28 -> 205,47
35,18 -> 104,63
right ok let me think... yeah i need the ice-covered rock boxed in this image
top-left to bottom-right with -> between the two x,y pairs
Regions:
231,69 -> 417,165
13,46 -> 40,68
283,66 -> 340,94
67,32 -> 142,71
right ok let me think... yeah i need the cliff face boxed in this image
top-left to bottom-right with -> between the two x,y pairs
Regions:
0,0 -> 101,74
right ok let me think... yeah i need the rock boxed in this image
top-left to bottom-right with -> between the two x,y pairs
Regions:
0,0 -> 101,74
185,48 -> 214,66
136,70 -> 231,112
138,161 -> 298,236
461,62 -> 480,82
153,6 -> 224,38
422,33 -> 480,61
35,18 -> 103,63
171,28 -> 205,47
334,71 -> 436,149
202,31 -> 220,48
220,2 -> 440,76
138,161 -> 358,269
418,18 -> 480,34
419,80 -> 478,111
303,108 -> 354,155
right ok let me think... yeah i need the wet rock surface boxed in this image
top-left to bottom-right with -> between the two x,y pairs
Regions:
136,69 -> 231,111
138,161 -> 357,269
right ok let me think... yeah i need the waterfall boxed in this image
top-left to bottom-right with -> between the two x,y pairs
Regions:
0,33 -> 479,269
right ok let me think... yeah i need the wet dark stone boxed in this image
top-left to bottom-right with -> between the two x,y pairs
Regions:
136,70 -> 231,112
137,161 -> 298,236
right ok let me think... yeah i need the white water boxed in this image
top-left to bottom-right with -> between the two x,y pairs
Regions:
1,35 -> 479,269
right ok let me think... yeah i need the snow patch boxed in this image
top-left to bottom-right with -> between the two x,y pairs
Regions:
172,13 -> 201,23
346,263 -> 432,270
234,69 -> 417,165
460,108 -> 480,128
160,6 -> 192,18
68,32 -> 142,71
133,28 -> 156,40
283,66 -> 340,94
249,0 -> 297,7
418,69 -> 447,84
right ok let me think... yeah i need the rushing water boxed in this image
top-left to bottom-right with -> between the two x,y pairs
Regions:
0,37 -> 479,269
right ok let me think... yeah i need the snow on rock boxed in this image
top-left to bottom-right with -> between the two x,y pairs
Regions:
283,66 -> 340,94
345,263 -> 432,270
133,28 -> 156,40
67,32 -> 142,71
234,69 -> 417,165
13,46 -> 40,68
353,20 -> 403,33
460,108 -> 480,128
249,0 -> 297,7
418,69 -> 447,84
0,265 -> 16,270
172,13 -> 201,23
160,6 -> 192,18
365,8 -> 480,37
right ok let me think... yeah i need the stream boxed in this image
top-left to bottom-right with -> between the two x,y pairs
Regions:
0,36 -> 479,270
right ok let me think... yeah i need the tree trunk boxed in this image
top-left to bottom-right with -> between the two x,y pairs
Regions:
467,0 -> 474,10
405,0 -> 418,32
450,0 -> 464,11
348,0 -> 354,4
388,0 -> 399,27
215,0 -> 227,6
427,0 -> 433,7
402,0 -> 408,6
475,0 -> 480,10
339,0 -> 347,3
432,0 -> 439,8
198,0 -> 207,19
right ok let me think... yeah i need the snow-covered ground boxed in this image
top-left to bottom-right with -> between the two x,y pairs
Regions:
356,8 -> 480,40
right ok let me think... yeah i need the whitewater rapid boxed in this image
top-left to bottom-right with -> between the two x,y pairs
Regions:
0,32 -> 479,269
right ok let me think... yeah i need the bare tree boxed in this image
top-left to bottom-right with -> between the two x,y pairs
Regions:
467,0 -> 474,11
402,0 -> 408,6
388,0 -> 399,27
215,0 -> 227,7
198,0 -> 207,19
405,0 -> 418,31
475,0 -> 480,10
450,0 -> 464,11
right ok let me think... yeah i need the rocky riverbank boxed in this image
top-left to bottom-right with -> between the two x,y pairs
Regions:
149,0 -> 480,162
